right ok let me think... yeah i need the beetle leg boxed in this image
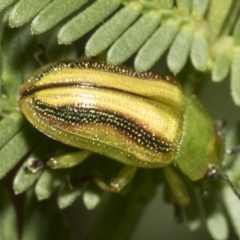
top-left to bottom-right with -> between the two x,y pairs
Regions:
47,150 -> 92,169
92,166 -> 138,193
163,166 -> 190,207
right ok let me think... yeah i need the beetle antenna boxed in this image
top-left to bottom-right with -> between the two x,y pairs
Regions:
225,145 -> 240,155
219,171 -> 240,200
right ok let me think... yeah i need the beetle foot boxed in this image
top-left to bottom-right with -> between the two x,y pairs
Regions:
25,158 -> 45,173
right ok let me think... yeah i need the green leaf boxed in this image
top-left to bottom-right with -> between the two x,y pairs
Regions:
176,0 -> 192,14
223,121 -> 240,169
9,0 -> 51,27
202,184 -> 229,240
134,18 -> 179,71
58,0 -> 122,44
31,0 -> 88,34
190,32 -> 209,71
107,10 -> 161,65
1,23 -> 24,100
0,183 -> 18,240
83,181 -> 104,210
192,0 -> 209,17
206,203 -> 229,240
233,16 -> 240,46
0,112 -> 23,148
158,0 -> 173,9
13,137 -> 61,194
136,0 -> 172,9
86,2 -> 143,57
0,99 -> 17,115
35,168 -> 64,200
13,158 -> 43,195
0,0 -> 16,13
2,23 -> 38,101
206,0 -> 234,40
212,52 -> 231,82
167,23 -> 194,75
231,49 -> 240,106
22,191 -> 71,240
57,181 -> 84,209
222,185 -> 240,238
0,124 -> 42,179
220,1 -> 240,37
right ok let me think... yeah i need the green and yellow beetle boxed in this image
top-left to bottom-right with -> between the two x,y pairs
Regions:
19,61 -> 230,205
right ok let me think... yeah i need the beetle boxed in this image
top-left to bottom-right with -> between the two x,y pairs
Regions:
18,61 -> 238,206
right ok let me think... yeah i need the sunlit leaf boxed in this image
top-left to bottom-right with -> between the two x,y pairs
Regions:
86,2 -> 142,57
58,0 -> 122,44
9,0 -> 51,27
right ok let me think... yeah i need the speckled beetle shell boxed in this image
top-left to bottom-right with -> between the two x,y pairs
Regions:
19,61 -> 223,181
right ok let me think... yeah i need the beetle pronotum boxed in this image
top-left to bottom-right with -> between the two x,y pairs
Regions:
19,61 -> 240,205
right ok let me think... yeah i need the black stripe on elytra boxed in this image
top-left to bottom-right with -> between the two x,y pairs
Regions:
34,99 -> 173,153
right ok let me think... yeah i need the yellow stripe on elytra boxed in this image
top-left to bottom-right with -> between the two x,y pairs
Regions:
22,62 -> 185,112
33,86 -> 182,145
